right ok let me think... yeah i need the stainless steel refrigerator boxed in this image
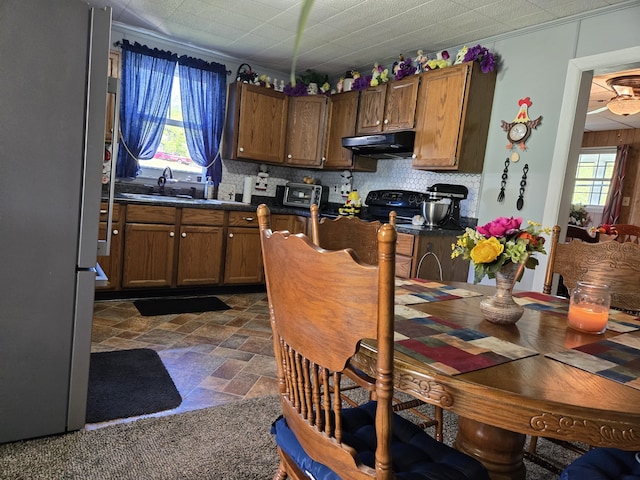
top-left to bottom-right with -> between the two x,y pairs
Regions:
0,0 -> 113,442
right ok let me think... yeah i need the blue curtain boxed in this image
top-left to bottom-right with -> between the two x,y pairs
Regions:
177,56 -> 227,185
116,40 -> 177,178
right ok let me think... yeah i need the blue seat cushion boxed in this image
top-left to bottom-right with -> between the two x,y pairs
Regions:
560,448 -> 640,480
271,400 -> 489,480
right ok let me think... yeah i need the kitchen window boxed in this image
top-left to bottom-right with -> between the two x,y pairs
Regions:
139,68 -> 203,180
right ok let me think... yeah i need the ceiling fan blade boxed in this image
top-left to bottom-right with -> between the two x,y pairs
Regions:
587,106 -> 608,115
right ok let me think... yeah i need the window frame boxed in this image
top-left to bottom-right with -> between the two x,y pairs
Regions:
571,147 -> 616,207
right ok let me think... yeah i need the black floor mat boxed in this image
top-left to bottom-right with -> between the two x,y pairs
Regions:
133,296 -> 230,316
86,348 -> 182,424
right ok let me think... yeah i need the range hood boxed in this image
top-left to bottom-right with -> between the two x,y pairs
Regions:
342,131 -> 415,159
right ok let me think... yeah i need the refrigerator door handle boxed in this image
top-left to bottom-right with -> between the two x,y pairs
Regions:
97,76 -> 120,257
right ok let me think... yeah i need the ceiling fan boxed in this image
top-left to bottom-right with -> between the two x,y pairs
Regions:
587,75 -> 640,116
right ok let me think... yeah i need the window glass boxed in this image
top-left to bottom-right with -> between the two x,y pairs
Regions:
140,67 -> 203,178
571,149 -> 616,206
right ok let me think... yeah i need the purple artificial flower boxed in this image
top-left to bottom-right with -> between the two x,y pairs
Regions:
283,82 -> 309,96
352,75 -> 372,91
463,44 -> 496,73
394,58 -> 416,80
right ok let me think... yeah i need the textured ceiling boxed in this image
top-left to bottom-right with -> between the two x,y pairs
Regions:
87,0 -> 640,131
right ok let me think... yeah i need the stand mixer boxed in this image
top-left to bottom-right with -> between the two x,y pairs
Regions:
422,183 -> 468,227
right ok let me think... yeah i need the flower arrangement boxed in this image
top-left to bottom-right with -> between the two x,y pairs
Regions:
370,63 -> 389,86
451,217 -> 549,283
392,54 -> 416,80
461,44 -> 496,73
568,204 -> 590,227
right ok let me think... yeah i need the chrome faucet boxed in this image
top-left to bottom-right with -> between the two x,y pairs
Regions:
162,167 -> 173,179
157,166 -> 173,188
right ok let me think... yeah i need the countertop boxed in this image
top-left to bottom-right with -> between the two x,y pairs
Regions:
111,192 -> 469,237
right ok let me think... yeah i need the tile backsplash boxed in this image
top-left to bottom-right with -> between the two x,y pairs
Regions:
222,157 -> 480,218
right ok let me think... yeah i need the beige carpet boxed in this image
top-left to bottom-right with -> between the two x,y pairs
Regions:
0,395 -> 577,479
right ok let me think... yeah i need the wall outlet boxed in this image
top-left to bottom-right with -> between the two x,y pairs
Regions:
218,183 -> 236,201
622,196 -> 631,207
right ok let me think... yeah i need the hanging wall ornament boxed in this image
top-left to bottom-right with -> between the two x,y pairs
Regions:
516,163 -> 529,210
497,158 -> 510,203
500,97 -> 542,151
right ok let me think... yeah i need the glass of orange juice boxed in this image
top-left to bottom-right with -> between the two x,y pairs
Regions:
567,282 -> 611,334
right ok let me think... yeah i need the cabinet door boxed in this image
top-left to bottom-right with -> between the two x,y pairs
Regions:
122,223 -> 175,288
236,83 -> 288,164
272,214 -> 307,235
384,75 -> 419,131
413,62 -> 495,172
224,227 -> 263,284
97,221 -> 123,290
285,95 -> 327,167
356,85 -> 386,134
177,226 -> 224,286
323,91 -> 359,169
412,64 -> 470,170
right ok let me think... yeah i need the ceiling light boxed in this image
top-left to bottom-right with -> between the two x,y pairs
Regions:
606,96 -> 640,116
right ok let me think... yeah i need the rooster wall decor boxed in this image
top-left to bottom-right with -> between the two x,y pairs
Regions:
501,97 -> 542,150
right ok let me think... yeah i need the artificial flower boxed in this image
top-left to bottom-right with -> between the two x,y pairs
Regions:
452,217 -> 549,283
462,44 -> 496,73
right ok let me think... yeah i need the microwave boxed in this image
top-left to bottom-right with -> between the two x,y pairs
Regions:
283,183 -> 328,208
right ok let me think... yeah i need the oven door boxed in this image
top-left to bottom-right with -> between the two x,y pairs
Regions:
283,184 -> 317,207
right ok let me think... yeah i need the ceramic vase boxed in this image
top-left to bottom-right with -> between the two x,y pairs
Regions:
480,261 -> 526,325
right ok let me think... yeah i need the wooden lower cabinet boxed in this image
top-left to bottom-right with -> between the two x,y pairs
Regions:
413,233 -> 469,282
395,232 -> 415,278
96,203 -> 123,290
122,222 -> 175,288
224,211 -> 263,284
177,208 -> 225,286
121,205 -> 177,288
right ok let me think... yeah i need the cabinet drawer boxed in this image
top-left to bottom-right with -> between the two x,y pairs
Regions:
181,208 -> 225,226
100,203 -> 120,222
396,233 -> 415,256
395,255 -> 413,278
228,210 -> 259,227
126,204 -> 176,224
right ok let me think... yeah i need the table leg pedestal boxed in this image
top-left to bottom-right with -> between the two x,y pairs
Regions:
454,417 -> 526,480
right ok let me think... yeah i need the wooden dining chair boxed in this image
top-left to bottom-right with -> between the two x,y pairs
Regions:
257,204 -> 489,480
530,224 -> 640,470
611,224 -> 640,244
544,225 -> 640,313
309,204 -> 385,265
309,204 -> 443,440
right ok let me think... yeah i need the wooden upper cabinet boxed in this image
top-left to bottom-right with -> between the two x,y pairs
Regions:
323,91 -> 376,171
356,75 -> 419,134
412,61 -> 496,172
285,95 -> 328,167
222,82 -> 288,164
324,91 -> 358,169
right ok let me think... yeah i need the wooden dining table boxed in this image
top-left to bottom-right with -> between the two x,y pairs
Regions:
351,280 -> 640,480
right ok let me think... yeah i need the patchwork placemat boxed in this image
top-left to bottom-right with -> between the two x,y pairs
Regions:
546,333 -> 640,391
394,278 -> 483,306
514,292 -> 640,333
392,314 -> 538,376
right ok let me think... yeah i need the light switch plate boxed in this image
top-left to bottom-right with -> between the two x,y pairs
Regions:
218,183 -> 236,202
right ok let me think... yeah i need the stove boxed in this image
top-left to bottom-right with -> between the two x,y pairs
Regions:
365,190 -> 428,223
365,185 -> 468,229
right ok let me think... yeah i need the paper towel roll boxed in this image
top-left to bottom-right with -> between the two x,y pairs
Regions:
242,176 -> 252,203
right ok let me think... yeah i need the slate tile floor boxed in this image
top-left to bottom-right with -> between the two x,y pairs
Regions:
89,291 -> 278,428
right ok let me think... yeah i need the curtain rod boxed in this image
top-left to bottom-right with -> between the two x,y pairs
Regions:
113,40 -> 232,75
